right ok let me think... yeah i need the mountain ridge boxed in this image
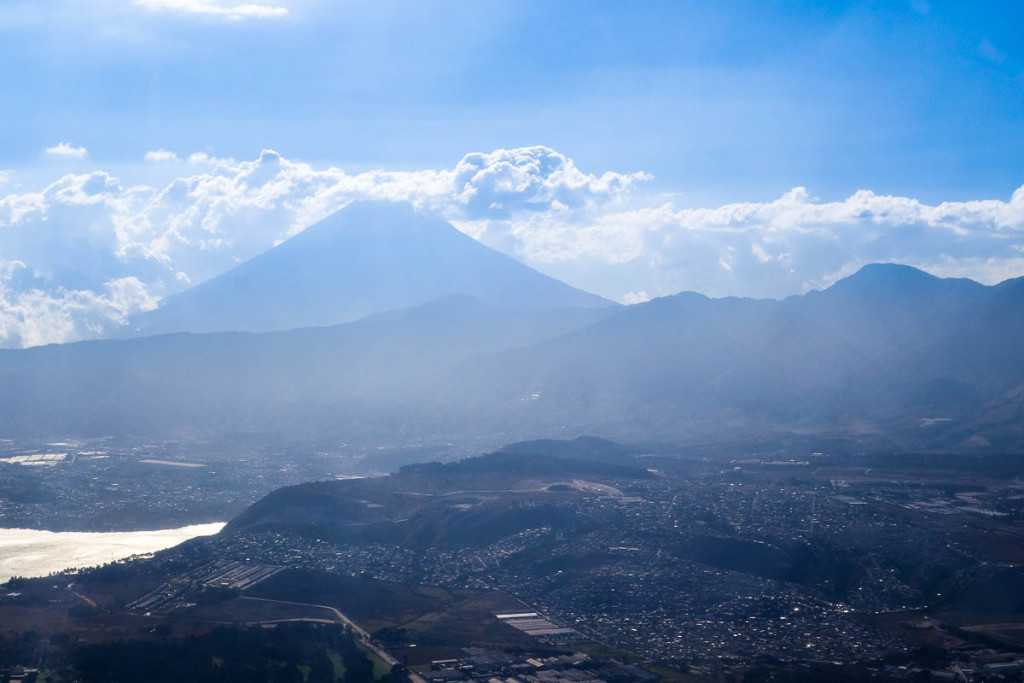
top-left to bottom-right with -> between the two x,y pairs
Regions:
2,262 -> 1023,452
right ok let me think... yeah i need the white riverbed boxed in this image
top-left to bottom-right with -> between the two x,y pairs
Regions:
0,523 -> 225,584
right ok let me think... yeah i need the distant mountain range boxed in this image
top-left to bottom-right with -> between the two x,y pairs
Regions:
439,263 -> 1024,451
0,295 -> 613,440
1,201 -> 1023,453
124,201 -> 612,337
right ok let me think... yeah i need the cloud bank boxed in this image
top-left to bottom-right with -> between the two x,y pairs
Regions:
505,185 -> 1024,302
0,145 -> 1022,347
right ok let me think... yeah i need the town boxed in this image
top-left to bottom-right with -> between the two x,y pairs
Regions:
16,444 -> 1014,681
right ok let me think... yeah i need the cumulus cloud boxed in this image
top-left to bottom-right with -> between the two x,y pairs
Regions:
0,144 -> 1022,347
44,142 -> 88,159
448,147 -> 650,219
144,149 -> 181,163
134,0 -> 289,20
0,262 -> 158,349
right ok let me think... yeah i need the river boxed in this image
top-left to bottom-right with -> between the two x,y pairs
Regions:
0,523 -> 225,584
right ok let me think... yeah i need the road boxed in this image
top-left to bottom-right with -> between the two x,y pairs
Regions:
238,596 -> 427,683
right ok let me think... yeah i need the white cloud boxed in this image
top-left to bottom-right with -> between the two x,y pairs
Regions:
623,290 -> 650,305
44,142 -> 88,159
0,262 -> 158,349
144,149 -> 181,163
495,184 -> 1024,301
447,146 -> 650,219
0,145 -> 1022,347
134,0 -> 289,20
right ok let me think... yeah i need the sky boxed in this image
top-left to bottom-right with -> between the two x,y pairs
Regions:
0,0 -> 1022,346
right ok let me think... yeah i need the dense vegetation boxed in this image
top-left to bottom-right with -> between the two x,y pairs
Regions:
0,623 -> 400,683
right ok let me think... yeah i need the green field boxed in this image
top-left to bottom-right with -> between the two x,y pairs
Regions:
357,643 -> 393,679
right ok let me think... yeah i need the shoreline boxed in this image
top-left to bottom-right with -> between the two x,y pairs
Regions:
0,522 -> 226,584
0,518 -> 228,534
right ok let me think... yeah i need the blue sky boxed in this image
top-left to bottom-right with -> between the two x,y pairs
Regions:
3,0 -> 1021,202
0,1 -> 1023,346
